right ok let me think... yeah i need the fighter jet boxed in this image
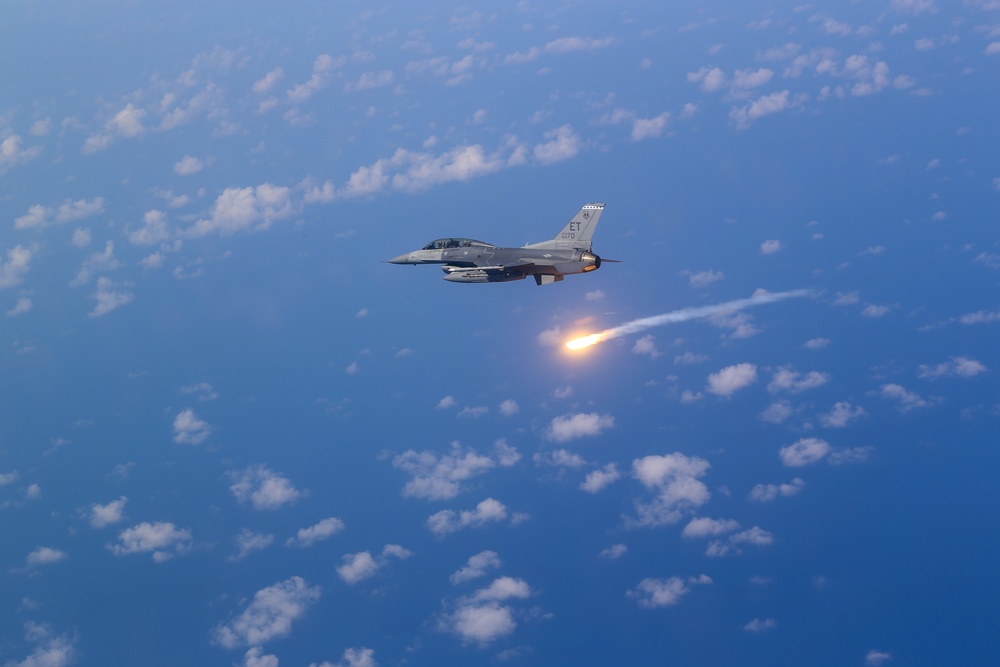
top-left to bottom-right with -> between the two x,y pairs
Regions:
387,202 -> 612,285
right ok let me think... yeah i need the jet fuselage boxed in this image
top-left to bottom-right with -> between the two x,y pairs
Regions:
386,202 -> 608,285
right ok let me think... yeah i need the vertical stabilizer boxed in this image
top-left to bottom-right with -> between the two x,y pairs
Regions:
527,202 -> 605,250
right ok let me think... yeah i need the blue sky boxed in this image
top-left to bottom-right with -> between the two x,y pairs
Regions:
2,1 -> 999,665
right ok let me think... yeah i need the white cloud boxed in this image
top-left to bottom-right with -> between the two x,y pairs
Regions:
445,601 -> 516,644
708,526 -> 774,557
862,304 -> 891,318
253,67 -> 284,93
600,544 -> 628,559
337,551 -> 379,584
287,54 -> 344,102
674,351 -> 708,365
337,544 -> 412,584
546,412 -> 614,442
440,573 -> 536,644
15,198 -> 105,229
537,326 -> 564,346
688,66 -> 727,92
71,227 -> 92,248
710,311 -> 761,339
750,478 -> 805,502
818,402 -> 867,428
879,383 -> 939,412
286,517 -> 345,548
427,498 -> 516,535
767,367 -> 829,394
393,440 -> 520,500
630,453 -> 711,527
344,70 -> 394,93
629,575 -> 711,608
632,335 -> 661,358
340,143 -> 515,197
437,395 -> 456,409
83,103 -> 146,153
760,399 -> 794,424
631,113 -> 670,141
140,253 -> 165,269
686,269 -> 724,288
174,155 -> 207,175
70,240 -> 121,287
759,239 -> 783,254
243,647 -> 279,667
472,576 -> 532,602
0,134 -> 42,173
450,550 -> 501,584
6,297 -> 33,317
533,449 -> 588,469
1,470 -> 20,486
730,90 -> 799,129
457,406 -> 488,419
833,291 -> 860,306
866,649 -> 893,666
213,576 -> 321,649
309,647 -> 378,667
959,309 -> 1000,325
498,399 -> 519,416
580,463 -> 621,493
89,277 -> 133,317
90,496 -> 127,528
229,465 -> 305,510
0,245 -> 33,289
707,363 -> 757,396
917,357 -> 987,379
544,35 -> 614,54
5,623 -> 76,667
828,446 -> 874,465
682,517 -> 740,538
231,529 -> 275,561
26,546 -> 69,566
732,67 -> 774,90
173,408 -> 211,445
109,521 -> 192,562
805,337 -> 831,349
744,617 -> 777,632
505,35 -> 613,64
303,178 -> 336,204
179,382 -> 218,401
185,184 -> 297,237
110,103 -> 146,136
779,437 -> 831,467
891,0 -> 935,12
533,125 -> 581,165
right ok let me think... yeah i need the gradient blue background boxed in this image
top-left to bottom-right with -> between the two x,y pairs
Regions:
2,2 -> 998,666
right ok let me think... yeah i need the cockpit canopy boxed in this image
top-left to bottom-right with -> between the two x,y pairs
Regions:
421,238 -> 494,250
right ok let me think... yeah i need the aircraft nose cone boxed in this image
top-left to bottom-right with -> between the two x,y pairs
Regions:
386,253 -> 411,264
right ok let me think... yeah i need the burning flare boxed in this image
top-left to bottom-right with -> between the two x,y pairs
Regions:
565,333 -> 603,350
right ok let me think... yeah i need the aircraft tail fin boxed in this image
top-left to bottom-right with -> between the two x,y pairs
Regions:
527,202 -> 605,250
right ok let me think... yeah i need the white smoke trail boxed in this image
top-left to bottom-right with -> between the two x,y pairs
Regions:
566,289 -> 813,350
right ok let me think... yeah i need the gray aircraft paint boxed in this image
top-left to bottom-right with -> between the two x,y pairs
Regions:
387,202 -> 608,285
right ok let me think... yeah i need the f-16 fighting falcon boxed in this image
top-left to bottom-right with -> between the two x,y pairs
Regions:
387,202 -> 613,285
